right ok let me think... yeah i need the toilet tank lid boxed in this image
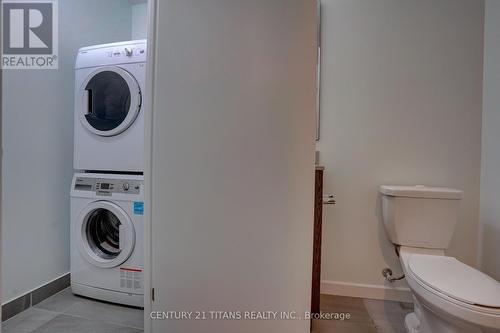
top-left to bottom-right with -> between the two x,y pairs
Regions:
379,185 -> 463,200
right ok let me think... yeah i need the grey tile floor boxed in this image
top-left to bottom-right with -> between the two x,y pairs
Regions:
3,289 -> 411,333
312,295 -> 413,333
2,288 -> 144,333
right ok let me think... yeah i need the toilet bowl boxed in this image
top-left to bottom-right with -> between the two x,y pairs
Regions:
399,247 -> 500,333
380,185 -> 500,333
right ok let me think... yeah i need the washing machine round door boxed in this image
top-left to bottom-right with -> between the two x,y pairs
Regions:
79,66 -> 141,137
77,201 -> 135,268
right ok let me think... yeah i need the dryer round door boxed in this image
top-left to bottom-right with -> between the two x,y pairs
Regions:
79,66 -> 141,137
77,201 -> 135,268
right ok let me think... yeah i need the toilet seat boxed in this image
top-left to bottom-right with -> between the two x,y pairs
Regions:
408,254 -> 500,309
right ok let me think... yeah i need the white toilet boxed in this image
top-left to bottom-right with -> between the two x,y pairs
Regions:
380,185 -> 500,333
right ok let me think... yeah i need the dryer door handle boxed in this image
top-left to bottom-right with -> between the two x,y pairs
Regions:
83,89 -> 93,115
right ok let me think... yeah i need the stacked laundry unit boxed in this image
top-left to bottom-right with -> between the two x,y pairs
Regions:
71,40 -> 147,307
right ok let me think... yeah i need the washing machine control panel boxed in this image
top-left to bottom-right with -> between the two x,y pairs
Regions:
74,177 -> 142,195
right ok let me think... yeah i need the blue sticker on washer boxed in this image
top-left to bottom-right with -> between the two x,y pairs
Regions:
133,202 -> 144,215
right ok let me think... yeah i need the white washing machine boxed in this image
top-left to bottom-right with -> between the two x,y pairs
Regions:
74,40 -> 147,173
70,173 -> 144,307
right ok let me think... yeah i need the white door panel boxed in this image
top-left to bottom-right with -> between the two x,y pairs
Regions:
147,1 -> 317,332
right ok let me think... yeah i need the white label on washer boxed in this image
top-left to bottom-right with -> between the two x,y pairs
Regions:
120,268 -> 142,290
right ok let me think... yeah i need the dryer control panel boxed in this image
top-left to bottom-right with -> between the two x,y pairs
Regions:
75,40 -> 147,69
74,177 -> 142,195
104,47 -> 145,59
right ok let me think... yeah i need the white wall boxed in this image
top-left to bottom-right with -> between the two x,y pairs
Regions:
146,0 -> 317,332
479,0 -> 500,281
318,0 -> 484,300
2,0 -> 132,303
132,2 -> 148,40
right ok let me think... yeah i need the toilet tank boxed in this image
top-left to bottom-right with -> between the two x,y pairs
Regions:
380,185 -> 463,249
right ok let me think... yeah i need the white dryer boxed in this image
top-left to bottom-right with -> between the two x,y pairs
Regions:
70,173 -> 144,307
74,40 -> 147,173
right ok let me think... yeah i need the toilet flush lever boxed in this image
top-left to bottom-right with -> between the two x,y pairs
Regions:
323,195 -> 336,205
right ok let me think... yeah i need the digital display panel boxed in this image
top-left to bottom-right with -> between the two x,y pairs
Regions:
100,183 -> 110,190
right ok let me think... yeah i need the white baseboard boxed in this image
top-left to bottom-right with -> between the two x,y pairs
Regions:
321,280 -> 412,303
